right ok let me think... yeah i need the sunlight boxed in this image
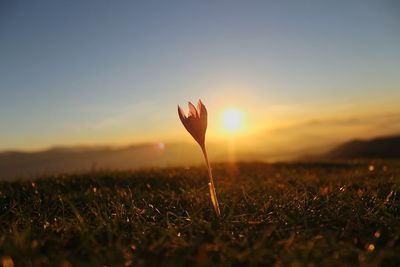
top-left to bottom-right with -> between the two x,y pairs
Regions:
221,108 -> 243,133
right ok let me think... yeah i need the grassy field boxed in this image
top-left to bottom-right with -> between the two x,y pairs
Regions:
1,161 -> 400,267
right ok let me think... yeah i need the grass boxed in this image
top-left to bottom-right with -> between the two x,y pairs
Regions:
1,161 -> 400,266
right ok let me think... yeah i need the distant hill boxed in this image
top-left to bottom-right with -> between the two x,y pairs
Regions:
2,135 -> 399,179
0,143 -> 206,180
0,142 -> 265,180
323,135 -> 400,159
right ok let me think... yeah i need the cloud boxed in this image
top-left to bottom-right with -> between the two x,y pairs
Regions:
270,112 -> 400,134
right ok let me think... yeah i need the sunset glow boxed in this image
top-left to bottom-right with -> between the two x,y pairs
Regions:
0,1 -> 399,155
221,108 -> 243,133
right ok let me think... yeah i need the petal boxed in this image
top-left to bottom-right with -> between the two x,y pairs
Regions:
197,100 -> 202,115
197,99 -> 207,117
198,99 -> 207,127
188,102 -> 198,118
178,105 -> 187,124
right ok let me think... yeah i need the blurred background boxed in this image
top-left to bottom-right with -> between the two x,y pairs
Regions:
1,1 -> 399,178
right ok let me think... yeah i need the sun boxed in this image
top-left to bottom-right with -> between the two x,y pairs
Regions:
221,108 -> 243,133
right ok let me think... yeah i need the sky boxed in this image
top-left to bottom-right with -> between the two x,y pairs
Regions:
0,1 -> 399,152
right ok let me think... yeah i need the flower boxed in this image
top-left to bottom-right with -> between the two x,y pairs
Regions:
177,99 -> 221,216
177,100 -> 207,148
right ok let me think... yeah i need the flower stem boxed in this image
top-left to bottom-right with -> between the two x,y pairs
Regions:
201,145 -> 221,217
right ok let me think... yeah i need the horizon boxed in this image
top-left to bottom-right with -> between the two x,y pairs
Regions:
0,133 -> 400,160
1,1 -> 400,154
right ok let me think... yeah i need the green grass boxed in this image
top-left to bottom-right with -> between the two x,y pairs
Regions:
1,161 -> 400,266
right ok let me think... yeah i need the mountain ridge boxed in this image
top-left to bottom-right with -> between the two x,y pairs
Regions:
1,135 -> 399,180
323,135 -> 400,159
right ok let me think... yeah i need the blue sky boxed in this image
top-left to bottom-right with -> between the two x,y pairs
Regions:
0,1 -> 399,150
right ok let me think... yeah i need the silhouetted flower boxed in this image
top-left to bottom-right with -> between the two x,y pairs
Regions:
178,99 -> 220,216
178,100 -> 207,148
